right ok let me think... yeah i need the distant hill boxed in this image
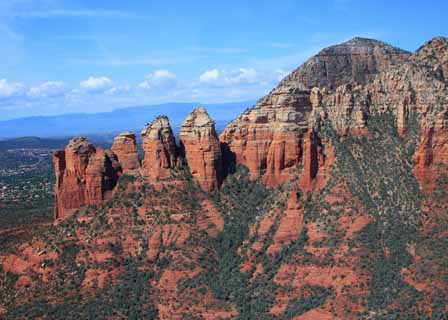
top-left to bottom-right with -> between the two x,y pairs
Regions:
0,101 -> 255,139
0,137 -> 69,151
0,136 -> 114,151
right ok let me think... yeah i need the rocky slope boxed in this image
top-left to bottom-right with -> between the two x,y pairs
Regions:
1,36 -> 447,320
281,37 -> 411,90
219,37 -> 410,186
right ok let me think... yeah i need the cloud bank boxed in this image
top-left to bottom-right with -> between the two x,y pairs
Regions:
0,66 -> 289,120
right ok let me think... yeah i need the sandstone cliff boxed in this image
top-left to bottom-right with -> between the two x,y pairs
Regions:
111,132 -> 140,172
220,37 -> 403,186
221,36 -> 448,190
53,137 -> 122,220
180,107 -> 223,191
141,116 -> 178,181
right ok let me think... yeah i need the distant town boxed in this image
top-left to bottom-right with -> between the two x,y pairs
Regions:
0,148 -> 54,229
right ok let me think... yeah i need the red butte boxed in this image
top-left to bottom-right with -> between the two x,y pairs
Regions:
141,116 -> 178,181
53,137 -> 122,220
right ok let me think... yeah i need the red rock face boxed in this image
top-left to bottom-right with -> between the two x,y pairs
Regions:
414,111 -> 448,191
267,189 -> 304,254
220,84 -> 312,184
221,36 -> 448,194
180,107 -> 222,191
53,137 -> 122,220
264,129 -> 302,187
220,38 -> 408,187
111,132 -> 140,172
141,116 -> 178,181
298,132 -> 334,192
51,36 -> 447,221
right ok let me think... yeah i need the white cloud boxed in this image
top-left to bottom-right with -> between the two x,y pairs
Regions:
80,76 -> 113,92
230,68 -> 258,85
138,70 -> 177,90
198,68 -> 259,86
199,69 -> 220,83
107,85 -> 131,95
29,81 -> 67,98
0,78 -> 26,98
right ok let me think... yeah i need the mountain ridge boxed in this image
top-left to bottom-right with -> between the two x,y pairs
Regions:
0,101 -> 255,139
0,36 -> 447,319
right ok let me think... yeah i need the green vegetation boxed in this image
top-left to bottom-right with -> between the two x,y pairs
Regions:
284,285 -> 332,318
5,259 -> 159,320
320,111 -> 432,317
1,108 -> 446,319
179,166 -> 329,319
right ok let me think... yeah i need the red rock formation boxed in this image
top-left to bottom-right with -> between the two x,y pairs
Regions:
9,36 -> 448,319
267,189 -> 304,254
53,137 -> 122,220
301,131 -> 319,187
141,116 -> 178,181
414,110 -> 448,191
221,38 -> 409,187
298,131 -> 334,192
220,84 -> 312,183
264,128 -> 302,187
222,37 -> 448,194
180,107 -> 222,191
111,132 -> 140,172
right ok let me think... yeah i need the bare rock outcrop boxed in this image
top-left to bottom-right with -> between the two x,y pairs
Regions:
414,110 -> 448,191
180,107 -> 222,191
221,36 -> 448,192
280,37 -> 411,90
220,83 -> 311,185
141,116 -> 178,181
411,36 -> 448,83
111,132 -> 140,172
53,137 -> 122,220
221,37 -> 407,186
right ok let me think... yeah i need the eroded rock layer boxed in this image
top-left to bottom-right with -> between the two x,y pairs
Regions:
111,132 -> 140,172
141,116 -> 178,181
221,36 -> 448,190
220,83 -> 312,185
53,137 -> 122,220
180,107 -> 223,191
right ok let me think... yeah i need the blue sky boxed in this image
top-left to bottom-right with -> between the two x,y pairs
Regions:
0,0 -> 446,120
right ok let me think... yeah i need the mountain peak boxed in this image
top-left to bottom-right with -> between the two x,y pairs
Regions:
340,36 -> 409,50
141,115 -> 172,138
412,36 -> 448,82
319,37 -> 410,56
66,136 -> 95,154
417,36 -> 448,51
182,107 -> 215,128
280,37 -> 411,90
